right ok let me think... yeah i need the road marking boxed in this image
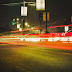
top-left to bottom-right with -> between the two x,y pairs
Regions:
63,53 -> 72,55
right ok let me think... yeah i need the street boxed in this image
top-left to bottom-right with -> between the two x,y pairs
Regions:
0,44 -> 72,72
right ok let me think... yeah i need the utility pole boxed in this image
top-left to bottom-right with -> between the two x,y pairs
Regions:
23,16 -> 25,28
22,0 -> 25,29
39,11 -> 42,34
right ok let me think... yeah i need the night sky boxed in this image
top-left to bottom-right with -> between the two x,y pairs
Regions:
0,0 -> 72,28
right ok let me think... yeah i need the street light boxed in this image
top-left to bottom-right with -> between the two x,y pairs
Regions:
28,25 -> 29,27
3,0 -> 45,33
17,18 -> 19,21
25,23 -> 28,26
13,19 -> 15,21
36,0 -> 45,34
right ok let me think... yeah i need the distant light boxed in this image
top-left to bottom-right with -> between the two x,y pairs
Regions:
28,25 -> 29,27
25,23 -> 28,26
25,38 -> 40,42
48,37 -> 54,42
68,37 -> 72,41
17,24 -> 20,28
31,28 -> 33,29
37,30 -> 38,32
12,23 -> 14,25
17,18 -> 19,21
20,38 -> 24,41
13,19 -> 15,21
60,37 -> 68,41
19,28 -> 22,31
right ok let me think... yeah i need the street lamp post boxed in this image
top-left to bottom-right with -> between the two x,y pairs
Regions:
21,1 -> 35,29
39,11 -> 42,34
36,0 -> 45,34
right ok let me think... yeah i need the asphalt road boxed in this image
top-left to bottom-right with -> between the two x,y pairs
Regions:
0,44 -> 72,72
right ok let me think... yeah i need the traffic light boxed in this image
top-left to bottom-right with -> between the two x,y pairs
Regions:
43,12 -> 46,21
12,23 -> 14,25
12,19 -> 15,25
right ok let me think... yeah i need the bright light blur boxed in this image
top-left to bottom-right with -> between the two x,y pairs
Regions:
19,28 -> 22,31
36,0 -> 45,10
31,28 -> 33,29
65,26 -> 69,33
68,37 -> 72,41
17,18 -> 19,21
25,38 -> 40,42
28,25 -> 29,27
1,32 -> 72,43
60,37 -> 69,41
20,38 -> 24,41
21,6 -> 27,16
13,19 -> 15,21
25,23 -> 28,26
17,24 -> 20,28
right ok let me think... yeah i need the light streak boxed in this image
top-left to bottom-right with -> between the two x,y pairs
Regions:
0,37 -> 72,43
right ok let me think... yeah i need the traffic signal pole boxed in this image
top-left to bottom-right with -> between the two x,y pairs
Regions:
39,11 -> 42,34
23,17 -> 25,28
22,0 -> 25,29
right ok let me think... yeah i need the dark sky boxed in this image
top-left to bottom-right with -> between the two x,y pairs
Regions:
0,0 -> 72,28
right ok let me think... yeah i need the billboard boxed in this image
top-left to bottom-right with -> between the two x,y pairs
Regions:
36,0 -> 45,10
21,6 -> 27,16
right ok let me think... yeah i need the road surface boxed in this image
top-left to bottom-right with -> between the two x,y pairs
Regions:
0,44 -> 72,72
